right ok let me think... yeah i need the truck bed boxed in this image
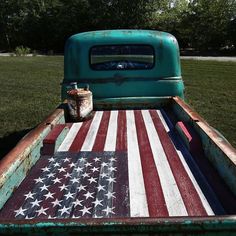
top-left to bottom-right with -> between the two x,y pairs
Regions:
0,108 -> 235,220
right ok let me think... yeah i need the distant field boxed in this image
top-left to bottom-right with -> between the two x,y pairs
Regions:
0,57 -> 235,158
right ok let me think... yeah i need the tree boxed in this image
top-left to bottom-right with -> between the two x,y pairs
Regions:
180,0 -> 236,50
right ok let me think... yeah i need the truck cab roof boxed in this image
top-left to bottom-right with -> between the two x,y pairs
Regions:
63,30 -> 184,100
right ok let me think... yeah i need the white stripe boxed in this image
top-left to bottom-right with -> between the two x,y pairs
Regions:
57,123 -> 82,152
81,111 -> 103,151
142,110 -> 188,216
104,111 -> 118,151
157,110 -> 215,215
126,110 -> 149,217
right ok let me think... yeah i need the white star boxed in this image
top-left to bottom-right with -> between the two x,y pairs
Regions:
108,166 -> 117,172
94,157 -> 101,162
100,172 -> 108,178
69,162 -> 76,168
25,215 -> 34,219
30,199 -> 42,207
52,177 -> 62,184
84,162 -> 92,167
110,157 -> 117,162
48,157 -> 55,162
36,206 -> 48,216
106,176 -> 116,184
34,177 -> 45,184
53,162 -> 60,167
41,166 -> 50,172
75,166 -> 83,172
97,184 -> 105,192
24,191 -> 35,200
14,207 -> 27,217
47,173 -> 55,178
91,167 -> 99,172
82,172 -> 90,178
79,206 -> 91,216
72,214 -> 80,219
48,215 -> 55,219
84,191 -> 94,199
59,184 -> 68,191
40,184 -> 49,192
73,199 -> 83,207
79,157 -> 86,162
58,206 -> 70,216
101,162 -> 108,167
93,199 -> 103,207
71,177 -> 79,184
64,157 -> 70,162
88,177 -> 97,184
105,191 -> 116,199
58,167 -> 66,173
65,191 -> 75,200
64,172 -> 72,178
51,198 -> 62,207
102,206 -> 115,216
78,184 -> 86,192
44,191 -> 55,200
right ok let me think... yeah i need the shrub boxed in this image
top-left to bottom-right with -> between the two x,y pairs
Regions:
15,46 -> 31,56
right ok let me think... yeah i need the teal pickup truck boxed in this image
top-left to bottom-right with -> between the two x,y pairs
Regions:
0,30 -> 235,235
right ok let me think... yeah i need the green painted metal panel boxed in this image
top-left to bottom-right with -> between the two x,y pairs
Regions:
0,111 -> 65,210
62,30 -> 183,100
0,217 -> 236,235
171,100 -> 236,197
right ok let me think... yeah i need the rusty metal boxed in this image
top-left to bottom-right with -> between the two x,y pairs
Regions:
0,107 -> 65,177
172,96 -> 236,164
67,88 -> 93,121
0,216 -> 236,234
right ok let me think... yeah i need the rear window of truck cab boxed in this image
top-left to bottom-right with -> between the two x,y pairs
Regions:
90,45 -> 154,70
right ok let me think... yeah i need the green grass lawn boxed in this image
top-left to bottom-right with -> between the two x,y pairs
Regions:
0,57 -> 235,158
181,59 -> 236,148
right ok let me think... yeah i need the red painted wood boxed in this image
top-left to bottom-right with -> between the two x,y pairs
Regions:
176,121 -> 202,153
116,111 -> 127,151
134,110 -> 169,217
43,125 -> 66,144
149,110 -> 207,216
69,117 -> 94,152
113,112 -> 130,217
92,112 -> 110,151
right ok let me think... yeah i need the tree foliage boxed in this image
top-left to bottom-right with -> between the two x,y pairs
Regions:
0,0 -> 235,52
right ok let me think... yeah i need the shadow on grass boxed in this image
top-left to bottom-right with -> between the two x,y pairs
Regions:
0,129 -> 33,160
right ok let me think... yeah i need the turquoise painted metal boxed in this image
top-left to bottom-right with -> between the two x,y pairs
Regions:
62,30 -> 184,100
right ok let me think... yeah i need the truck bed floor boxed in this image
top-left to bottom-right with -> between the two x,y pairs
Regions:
0,109 -> 232,220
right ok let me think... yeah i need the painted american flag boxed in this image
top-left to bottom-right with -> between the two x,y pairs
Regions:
9,151 -> 128,219
1,109 -> 232,220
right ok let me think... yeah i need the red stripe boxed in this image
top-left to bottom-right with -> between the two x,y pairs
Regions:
69,116 -> 94,152
149,110 -> 207,216
116,110 -> 127,151
134,110 -> 169,217
43,124 -> 66,144
92,111 -> 110,151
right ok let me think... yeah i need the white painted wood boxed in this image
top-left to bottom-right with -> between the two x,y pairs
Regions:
104,110 -> 118,151
142,110 -> 188,216
157,110 -> 215,215
81,111 -> 103,151
57,123 -> 82,152
126,110 -> 149,217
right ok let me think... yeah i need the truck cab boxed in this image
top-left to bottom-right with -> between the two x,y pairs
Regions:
62,30 -> 184,102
